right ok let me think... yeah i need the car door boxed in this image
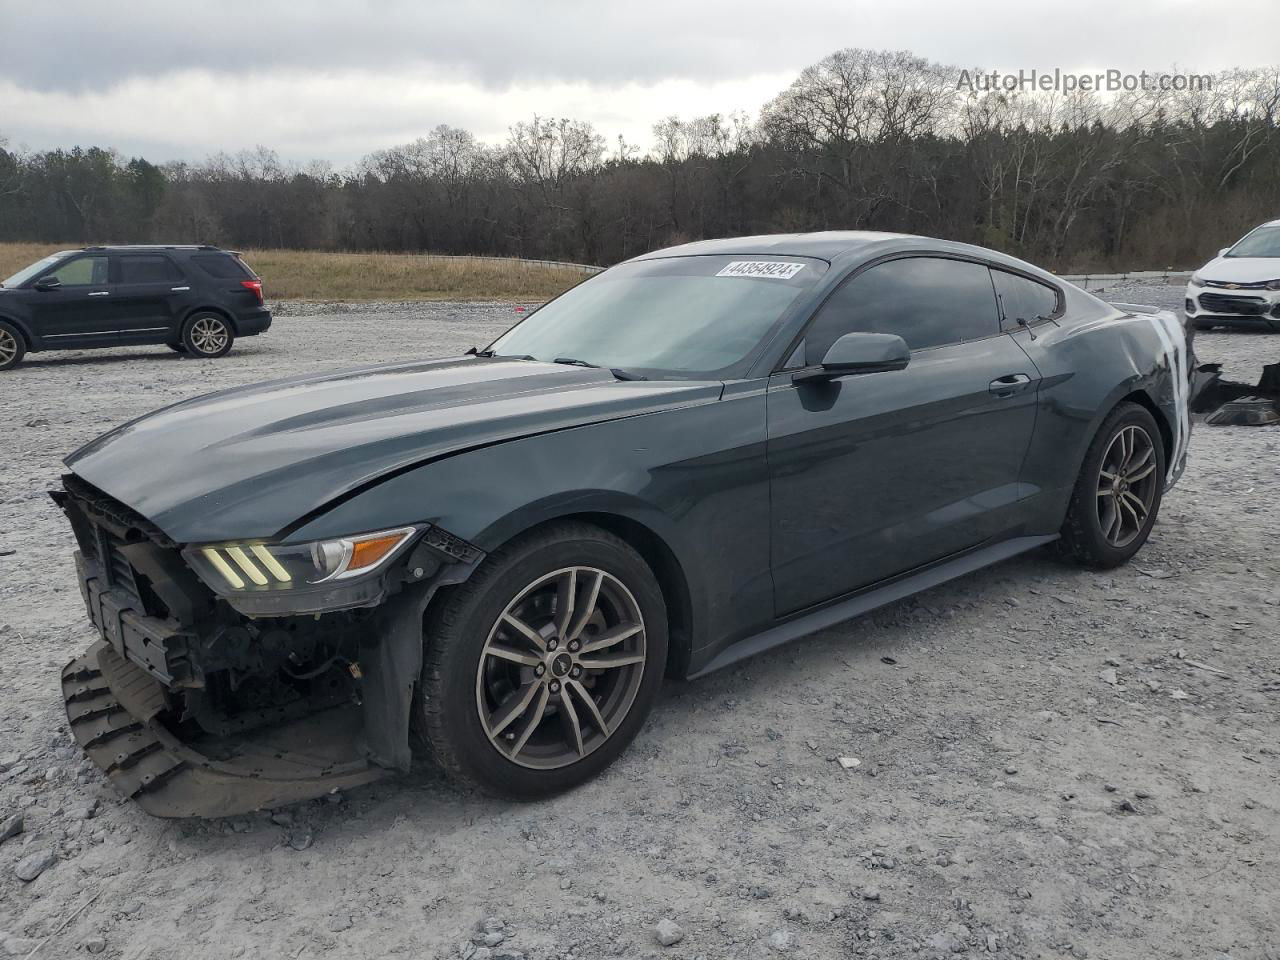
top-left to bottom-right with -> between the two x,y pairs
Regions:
25,254 -> 113,346
766,255 -> 1041,617
110,253 -> 188,343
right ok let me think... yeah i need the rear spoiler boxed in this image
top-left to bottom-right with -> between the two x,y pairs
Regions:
1109,302 -> 1166,316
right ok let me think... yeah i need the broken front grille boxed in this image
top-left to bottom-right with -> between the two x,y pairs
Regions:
58,476 -> 183,622
1198,293 -> 1267,315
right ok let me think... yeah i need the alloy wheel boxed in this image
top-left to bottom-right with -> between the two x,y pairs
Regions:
1096,424 -> 1159,548
189,316 -> 229,354
0,328 -> 17,366
475,566 -> 647,770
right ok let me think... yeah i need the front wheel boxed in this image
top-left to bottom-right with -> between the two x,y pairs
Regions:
414,522 -> 667,799
1056,402 -> 1166,568
181,313 -> 234,358
0,321 -> 25,371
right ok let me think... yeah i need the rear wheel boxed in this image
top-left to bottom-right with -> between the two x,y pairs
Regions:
0,321 -> 24,371
181,313 -> 234,358
414,522 -> 667,798
1056,402 -> 1165,568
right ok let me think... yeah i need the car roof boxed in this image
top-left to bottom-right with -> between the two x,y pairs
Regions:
628,230 -> 1062,281
73,245 -> 231,254
630,231 -> 915,263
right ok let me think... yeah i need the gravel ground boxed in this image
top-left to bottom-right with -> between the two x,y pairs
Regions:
0,288 -> 1277,960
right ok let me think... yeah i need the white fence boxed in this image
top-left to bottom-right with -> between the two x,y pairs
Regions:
411,254 -> 604,274
1058,270 -> 1193,290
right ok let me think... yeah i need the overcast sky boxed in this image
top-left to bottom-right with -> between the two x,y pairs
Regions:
2,0 -> 1276,166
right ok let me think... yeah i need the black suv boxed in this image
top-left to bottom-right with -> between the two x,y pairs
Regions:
0,245 -> 271,370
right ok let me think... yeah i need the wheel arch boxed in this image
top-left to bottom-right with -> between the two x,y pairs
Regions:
1117,388 -> 1174,468
1068,380 -> 1174,486
566,511 -> 694,679
0,314 -> 35,350
432,507 -> 696,680
183,304 -> 237,334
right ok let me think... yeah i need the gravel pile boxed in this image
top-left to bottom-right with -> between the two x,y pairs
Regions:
0,292 -> 1276,959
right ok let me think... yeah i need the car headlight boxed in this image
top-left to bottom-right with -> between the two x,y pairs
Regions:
185,526 -> 420,593
1189,273 -> 1207,287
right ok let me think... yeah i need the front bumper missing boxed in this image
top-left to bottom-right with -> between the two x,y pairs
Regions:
63,640 -> 388,818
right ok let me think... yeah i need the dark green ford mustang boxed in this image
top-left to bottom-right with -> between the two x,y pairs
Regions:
53,232 -> 1194,816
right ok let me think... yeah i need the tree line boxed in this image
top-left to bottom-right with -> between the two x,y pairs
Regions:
2,49 -> 1279,272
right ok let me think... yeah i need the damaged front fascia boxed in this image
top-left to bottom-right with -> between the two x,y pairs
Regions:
356,550 -> 484,773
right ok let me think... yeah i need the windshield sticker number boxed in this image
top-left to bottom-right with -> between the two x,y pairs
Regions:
716,261 -> 806,280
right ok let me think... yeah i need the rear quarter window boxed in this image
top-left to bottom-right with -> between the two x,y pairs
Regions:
991,269 -> 1060,330
191,253 -> 255,280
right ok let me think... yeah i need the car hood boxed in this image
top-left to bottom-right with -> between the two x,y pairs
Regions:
1197,256 -> 1280,284
66,357 -> 721,544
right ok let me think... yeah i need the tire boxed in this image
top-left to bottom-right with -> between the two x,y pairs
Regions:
0,321 -> 25,371
1056,401 -> 1166,568
180,313 -> 234,358
414,521 -> 668,799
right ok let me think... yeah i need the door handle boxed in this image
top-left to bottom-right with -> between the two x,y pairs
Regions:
87,291 -> 110,297
171,286 -> 190,292
989,373 -> 1033,397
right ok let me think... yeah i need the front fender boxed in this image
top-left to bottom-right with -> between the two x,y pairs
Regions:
0,313 -> 35,350
286,386 -> 774,659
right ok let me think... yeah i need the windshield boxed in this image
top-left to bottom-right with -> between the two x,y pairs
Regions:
488,255 -> 826,378
2,253 -> 68,288
1227,226 -> 1280,258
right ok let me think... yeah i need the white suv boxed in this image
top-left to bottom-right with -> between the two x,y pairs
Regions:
1185,219 -> 1280,331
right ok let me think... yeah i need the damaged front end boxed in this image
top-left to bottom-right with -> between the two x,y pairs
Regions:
53,475 -> 482,818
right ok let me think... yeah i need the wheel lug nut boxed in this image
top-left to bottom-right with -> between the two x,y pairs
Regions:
549,681 -> 561,693
534,664 -> 545,677
571,666 -> 582,678
548,639 -> 558,651
568,640 -> 580,652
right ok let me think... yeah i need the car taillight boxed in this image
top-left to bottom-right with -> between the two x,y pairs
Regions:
241,280 -> 263,304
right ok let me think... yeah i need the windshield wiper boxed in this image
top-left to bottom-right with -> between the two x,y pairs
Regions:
610,367 -> 648,381
471,348 -> 534,360
553,356 -> 647,381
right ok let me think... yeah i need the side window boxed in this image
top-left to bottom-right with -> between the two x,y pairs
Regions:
117,255 -> 183,284
802,257 -> 1000,363
47,256 -> 108,287
191,253 -> 253,280
991,269 -> 1060,330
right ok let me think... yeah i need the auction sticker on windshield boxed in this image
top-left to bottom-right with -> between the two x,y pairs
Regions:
716,261 -> 806,280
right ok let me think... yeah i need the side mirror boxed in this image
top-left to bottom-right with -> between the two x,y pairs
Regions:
33,276 -> 61,292
1218,247 -> 1231,258
796,332 -> 910,382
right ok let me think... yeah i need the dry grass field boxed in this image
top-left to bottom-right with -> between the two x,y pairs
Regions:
0,243 -> 591,301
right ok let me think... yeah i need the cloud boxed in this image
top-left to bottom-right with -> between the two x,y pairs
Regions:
5,0 -> 1276,92
0,69 -> 794,163
1,0 -> 1277,163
